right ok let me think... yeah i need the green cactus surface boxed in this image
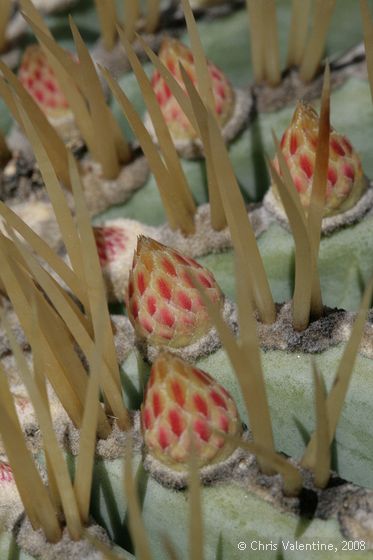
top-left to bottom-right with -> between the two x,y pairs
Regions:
90,451 -> 373,560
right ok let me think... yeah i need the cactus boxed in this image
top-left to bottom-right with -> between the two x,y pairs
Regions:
1,2 -> 373,560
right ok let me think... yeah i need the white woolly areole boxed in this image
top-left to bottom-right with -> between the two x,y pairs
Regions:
91,32 -> 166,77
157,203 -> 232,257
263,179 -> 373,236
17,518 -> 110,560
81,155 -> 149,216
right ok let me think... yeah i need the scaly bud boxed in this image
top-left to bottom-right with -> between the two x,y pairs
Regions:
272,102 -> 366,216
142,352 -> 241,469
94,225 -> 129,269
127,236 -> 223,348
151,37 -> 235,140
18,45 -> 70,118
0,461 -> 13,484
